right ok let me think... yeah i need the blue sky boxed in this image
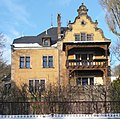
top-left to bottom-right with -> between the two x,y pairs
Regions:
0,0 -> 118,65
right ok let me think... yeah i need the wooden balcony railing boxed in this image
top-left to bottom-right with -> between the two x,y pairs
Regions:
66,59 -> 107,69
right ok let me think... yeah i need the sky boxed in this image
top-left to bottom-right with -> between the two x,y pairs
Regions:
0,0 -> 118,66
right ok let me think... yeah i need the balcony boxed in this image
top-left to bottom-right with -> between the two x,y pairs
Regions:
66,59 -> 107,69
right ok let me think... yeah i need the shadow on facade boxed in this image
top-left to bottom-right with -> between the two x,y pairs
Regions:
0,82 -> 120,115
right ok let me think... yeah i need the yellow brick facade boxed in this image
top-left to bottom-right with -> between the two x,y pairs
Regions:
11,48 -> 59,88
11,3 -> 111,89
62,17 -> 105,42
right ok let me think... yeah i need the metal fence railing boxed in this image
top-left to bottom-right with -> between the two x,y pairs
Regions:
0,101 -> 120,115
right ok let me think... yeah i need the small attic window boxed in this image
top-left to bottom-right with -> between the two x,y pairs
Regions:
43,38 -> 50,47
81,20 -> 86,25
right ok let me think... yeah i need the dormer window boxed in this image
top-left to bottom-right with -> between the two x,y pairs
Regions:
42,38 -> 50,47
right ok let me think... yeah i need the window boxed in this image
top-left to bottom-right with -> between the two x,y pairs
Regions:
20,56 -> 30,69
48,56 -> 53,68
75,35 -> 80,41
29,80 -> 45,93
76,54 -> 80,59
77,54 -> 93,66
43,39 -> 50,47
90,78 -> 94,85
76,78 -> 81,86
76,77 -> 94,86
87,34 -> 93,41
35,80 -> 39,92
26,57 -> 30,68
81,54 -> 87,66
43,56 -> 53,68
81,33 -> 86,41
43,56 -> 47,68
81,54 -> 87,60
29,80 -> 33,93
89,54 -> 93,60
20,57 -> 24,68
40,80 -> 45,91
81,20 -> 86,25
75,33 -> 94,41
89,54 -> 93,65
82,78 -> 88,85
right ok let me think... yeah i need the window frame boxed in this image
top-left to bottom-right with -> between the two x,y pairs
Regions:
75,34 -> 80,41
25,56 -> 30,68
76,77 -> 94,86
20,56 -> 25,68
40,80 -> 45,91
19,56 -> 31,69
42,38 -> 50,47
90,77 -> 94,85
35,80 -> 40,92
43,56 -> 48,68
87,34 -> 93,41
29,80 -> 34,93
29,79 -> 45,93
75,33 -> 94,41
42,56 -> 54,68
48,56 -> 53,68
82,77 -> 88,85
81,33 -> 86,41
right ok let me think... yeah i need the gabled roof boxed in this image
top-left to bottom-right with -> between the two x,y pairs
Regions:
13,27 -> 67,46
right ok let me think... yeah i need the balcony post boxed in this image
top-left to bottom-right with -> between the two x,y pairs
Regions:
105,45 -> 109,84
65,45 -> 71,90
105,45 -> 108,66
65,45 -> 69,59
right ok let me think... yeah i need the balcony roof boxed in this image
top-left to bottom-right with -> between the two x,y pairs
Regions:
63,41 -> 111,51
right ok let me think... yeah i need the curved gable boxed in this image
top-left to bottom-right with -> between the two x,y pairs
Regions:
63,4 -> 110,43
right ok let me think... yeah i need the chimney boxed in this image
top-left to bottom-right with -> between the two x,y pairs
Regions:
57,14 -> 61,39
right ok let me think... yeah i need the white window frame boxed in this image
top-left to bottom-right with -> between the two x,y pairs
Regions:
20,56 -> 31,69
29,79 -> 45,93
42,55 -> 54,68
80,33 -> 86,41
76,77 -> 94,86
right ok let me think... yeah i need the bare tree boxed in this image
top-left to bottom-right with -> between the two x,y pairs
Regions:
0,81 -> 30,114
99,1 -> 120,62
99,0 -> 120,36
112,64 -> 120,76
0,33 -> 5,56
112,39 -> 120,62
0,33 -> 11,81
